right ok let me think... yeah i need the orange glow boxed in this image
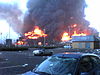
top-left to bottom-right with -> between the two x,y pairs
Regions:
73,24 -> 77,27
61,31 -> 87,42
24,26 -> 47,39
15,41 -> 26,45
61,32 -> 72,42
38,42 -> 42,45
72,31 -> 87,36
71,24 -> 77,28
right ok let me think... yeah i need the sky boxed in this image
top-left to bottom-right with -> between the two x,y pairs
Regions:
0,20 -> 20,43
0,0 -> 27,43
0,0 -> 99,43
85,0 -> 100,36
0,0 -> 27,13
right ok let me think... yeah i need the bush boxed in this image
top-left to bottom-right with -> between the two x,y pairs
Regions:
0,47 -> 28,51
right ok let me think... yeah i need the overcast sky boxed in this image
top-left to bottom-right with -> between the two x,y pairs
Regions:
0,0 -> 27,43
85,0 -> 100,36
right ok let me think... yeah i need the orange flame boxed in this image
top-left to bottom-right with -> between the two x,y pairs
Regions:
71,24 -> 77,28
24,26 -> 47,39
15,41 -> 26,45
61,32 -> 72,42
72,31 -> 87,36
61,31 -> 87,42
38,42 -> 42,45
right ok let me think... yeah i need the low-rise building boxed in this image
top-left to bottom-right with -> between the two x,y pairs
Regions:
72,35 -> 100,49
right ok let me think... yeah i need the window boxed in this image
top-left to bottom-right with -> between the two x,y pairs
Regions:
85,43 -> 91,48
35,56 -> 77,75
79,56 -> 93,72
90,56 -> 100,67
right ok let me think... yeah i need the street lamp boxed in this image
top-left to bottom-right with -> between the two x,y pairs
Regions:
68,26 -> 71,37
0,32 -> 2,44
68,26 -> 71,49
9,24 -> 11,39
43,29 -> 46,47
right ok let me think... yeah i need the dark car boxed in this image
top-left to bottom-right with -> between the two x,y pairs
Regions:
21,52 -> 100,75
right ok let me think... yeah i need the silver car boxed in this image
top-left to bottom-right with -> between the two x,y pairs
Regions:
33,49 -> 53,56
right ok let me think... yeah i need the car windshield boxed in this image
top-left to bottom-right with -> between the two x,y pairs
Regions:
35,56 -> 77,75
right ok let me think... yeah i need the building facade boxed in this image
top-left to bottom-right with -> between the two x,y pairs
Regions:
72,35 -> 100,49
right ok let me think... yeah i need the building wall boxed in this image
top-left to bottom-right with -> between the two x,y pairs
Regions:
91,42 -> 94,49
94,41 -> 100,49
72,42 -> 78,49
72,42 -> 94,49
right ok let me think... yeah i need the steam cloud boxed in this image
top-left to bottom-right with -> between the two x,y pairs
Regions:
23,0 -> 97,42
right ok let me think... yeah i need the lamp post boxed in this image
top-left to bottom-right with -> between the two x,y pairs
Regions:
68,26 -> 71,49
43,29 -> 46,47
0,32 -> 2,44
8,24 -> 11,48
9,24 -> 11,39
68,26 -> 71,37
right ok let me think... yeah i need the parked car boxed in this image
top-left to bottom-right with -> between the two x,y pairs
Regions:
93,49 -> 100,55
64,45 -> 72,49
33,49 -> 53,56
21,52 -> 100,75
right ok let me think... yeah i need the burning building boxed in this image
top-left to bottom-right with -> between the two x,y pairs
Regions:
21,0 -> 98,45
15,26 -> 47,46
0,0 -> 99,46
24,26 -> 47,40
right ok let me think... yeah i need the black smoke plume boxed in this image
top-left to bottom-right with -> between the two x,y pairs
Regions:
23,0 -> 97,43
0,3 -> 23,34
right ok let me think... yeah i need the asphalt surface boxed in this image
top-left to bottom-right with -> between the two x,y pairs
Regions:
0,49 -> 47,75
0,48 -> 99,75
0,48 -> 66,75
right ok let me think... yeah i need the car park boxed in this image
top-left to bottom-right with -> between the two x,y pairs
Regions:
33,49 -> 53,56
21,52 -> 100,75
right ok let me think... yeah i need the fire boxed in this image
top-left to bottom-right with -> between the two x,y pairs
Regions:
61,32 -> 72,42
15,41 -> 26,45
24,26 -> 47,39
61,31 -> 87,42
71,24 -> 77,28
72,31 -> 87,36
38,42 -> 42,45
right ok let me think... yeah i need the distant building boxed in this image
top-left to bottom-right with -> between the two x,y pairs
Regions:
72,35 -> 100,49
5,39 -> 12,47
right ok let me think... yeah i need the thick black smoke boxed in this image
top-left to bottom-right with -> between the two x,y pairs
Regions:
24,0 -> 97,42
0,3 -> 23,34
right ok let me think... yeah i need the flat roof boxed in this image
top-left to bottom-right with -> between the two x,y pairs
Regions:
72,35 -> 100,42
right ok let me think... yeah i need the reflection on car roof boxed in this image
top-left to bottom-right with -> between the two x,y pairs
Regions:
53,52 -> 98,58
